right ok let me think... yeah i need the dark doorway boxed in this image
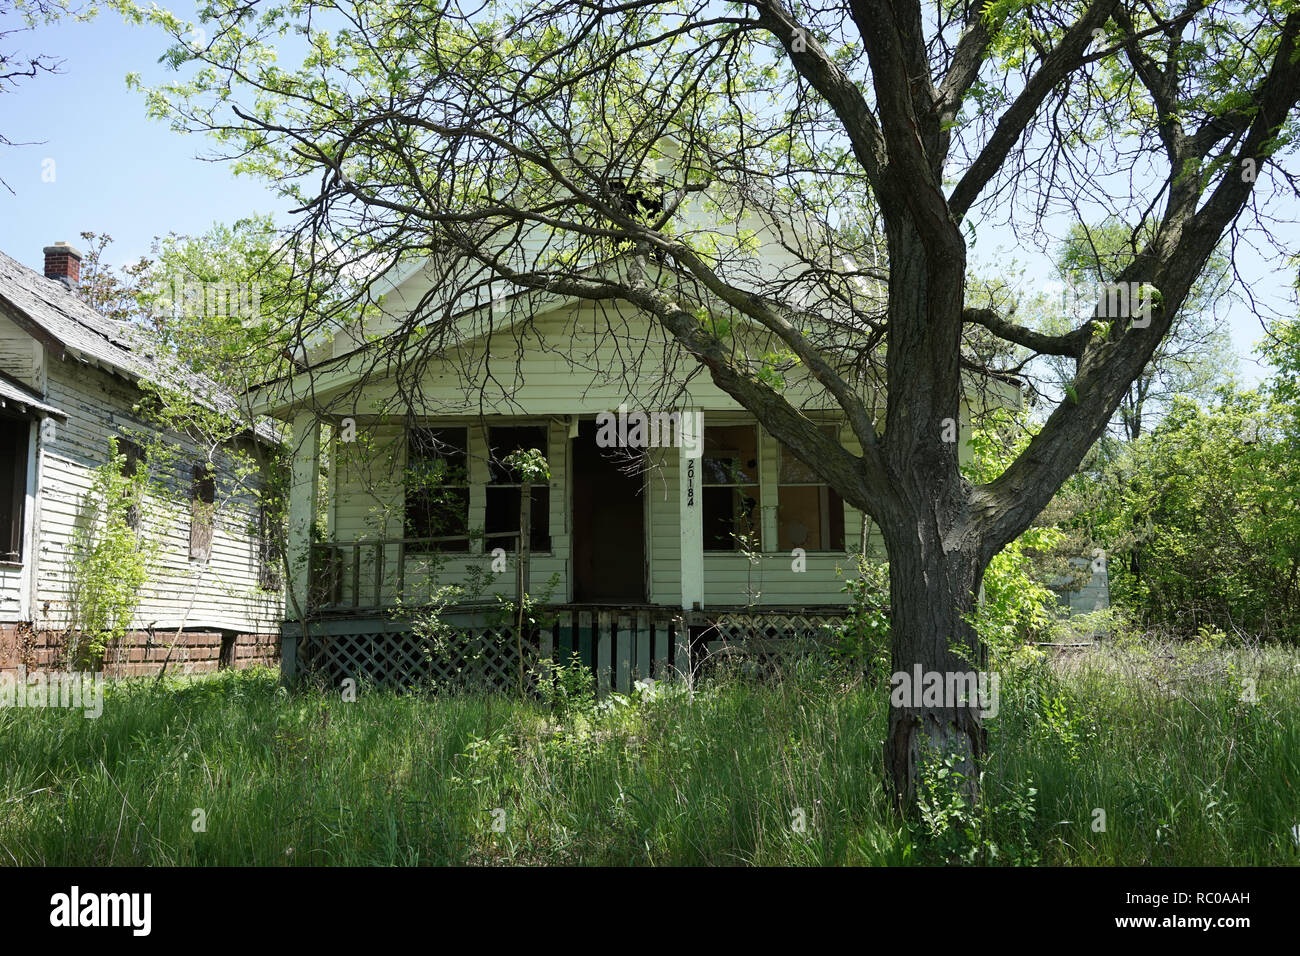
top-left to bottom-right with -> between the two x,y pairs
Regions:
572,420 -> 645,603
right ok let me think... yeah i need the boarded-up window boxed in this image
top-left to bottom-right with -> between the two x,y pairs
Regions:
190,464 -> 216,561
777,426 -> 845,551
485,425 -> 551,553
0,416 -> 28,562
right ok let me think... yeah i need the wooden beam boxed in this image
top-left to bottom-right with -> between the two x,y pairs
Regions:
596,609 -> 612,696
286,411 -> 320,620
616,612 -> 631,692
679,408 -> 704,610
635,610 -> 650,683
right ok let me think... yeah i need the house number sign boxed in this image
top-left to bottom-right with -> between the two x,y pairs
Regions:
686,459 -> 696,507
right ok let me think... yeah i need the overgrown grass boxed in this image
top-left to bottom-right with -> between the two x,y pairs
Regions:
1,636 -> 1297,865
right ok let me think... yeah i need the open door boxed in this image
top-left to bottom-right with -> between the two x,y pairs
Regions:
571,419 -> 646,603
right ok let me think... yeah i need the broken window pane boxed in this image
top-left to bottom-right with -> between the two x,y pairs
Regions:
702,425 -> 761,551
405,426 -> 470,552
485,425 -> 550,552
777,429 -> 844,551
190,464 -> 216,561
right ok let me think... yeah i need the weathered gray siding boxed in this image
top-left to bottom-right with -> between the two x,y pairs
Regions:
0,312 -> 42,390
32,357 -> 281,633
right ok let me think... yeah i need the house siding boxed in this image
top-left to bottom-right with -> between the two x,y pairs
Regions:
31,357 -> 280,634
0,564 -> 22,622
0,312 -> 42,390
285,285 -> 991,615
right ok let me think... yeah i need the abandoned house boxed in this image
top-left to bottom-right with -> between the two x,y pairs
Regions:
0,242 -> 283,676
251,201 -> 1019,694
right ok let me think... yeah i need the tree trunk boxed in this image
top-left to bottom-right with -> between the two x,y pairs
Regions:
873,213 -> 986,810
881,516 -> 989,811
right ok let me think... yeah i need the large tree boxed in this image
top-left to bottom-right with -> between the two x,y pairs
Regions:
121,0 -> 1300,805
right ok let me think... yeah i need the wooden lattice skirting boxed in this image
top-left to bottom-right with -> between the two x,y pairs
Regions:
284,609 -> 847,695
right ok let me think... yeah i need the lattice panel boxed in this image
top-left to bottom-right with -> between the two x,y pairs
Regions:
704,613 -> 843,643
298,627 -> 541,692
694,613 -> 845,682
291,611 -> 846,693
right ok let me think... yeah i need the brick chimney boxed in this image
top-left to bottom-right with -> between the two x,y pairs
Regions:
43,241 -> 82,288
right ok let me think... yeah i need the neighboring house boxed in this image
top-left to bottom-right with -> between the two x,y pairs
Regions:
251,215 -> 1018,693
1051,557 -> 1112,618
0,242 -> 283,676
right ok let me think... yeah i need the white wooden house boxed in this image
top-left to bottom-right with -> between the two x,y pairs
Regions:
0,243 -> 283,675
251,210 -> 1017,692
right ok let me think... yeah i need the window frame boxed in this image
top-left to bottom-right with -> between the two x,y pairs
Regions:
118,437 -> 145,531
404,426 -> 472,553
189,463 -> 216,562
484,423 -> 552,554
701,423 -> 763,553
775,424 -> 846,553
700,418 -> 849,555
0,415 -> 29,564
257,501 -> 283,591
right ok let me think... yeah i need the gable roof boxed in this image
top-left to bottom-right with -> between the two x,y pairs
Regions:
0,248 -> 278,443
0,248 -> 179,382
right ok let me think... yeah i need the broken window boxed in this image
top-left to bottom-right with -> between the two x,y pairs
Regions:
118,438 -> 144,530
0,416 -> 28,563
702,425 -> 761,552
485,425 -> 551,553
189,464 -> 216,561
405,426 -> 470,552
257,502 -> 283,590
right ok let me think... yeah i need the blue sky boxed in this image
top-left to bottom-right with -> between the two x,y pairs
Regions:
0,5 -> 288,266
1,6 -> 1293,386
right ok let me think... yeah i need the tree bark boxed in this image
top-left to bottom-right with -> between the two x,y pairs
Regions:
880,511 -> 989,810
873,212 -> 988,810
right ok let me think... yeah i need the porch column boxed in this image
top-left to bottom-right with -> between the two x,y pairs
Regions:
679,408 -> 703,609
19,418 -> 40,621
286,410 -> 320,622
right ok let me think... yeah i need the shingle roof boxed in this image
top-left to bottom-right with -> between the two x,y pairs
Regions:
0,248 -> 278,443
0,248 -> 186,383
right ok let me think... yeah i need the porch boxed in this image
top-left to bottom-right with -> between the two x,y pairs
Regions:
280,408 -> 868,693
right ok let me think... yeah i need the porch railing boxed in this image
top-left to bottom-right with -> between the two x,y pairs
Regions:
309,533 -> 522,612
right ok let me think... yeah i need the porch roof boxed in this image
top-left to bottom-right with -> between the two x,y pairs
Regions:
0,370 -> 65,419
